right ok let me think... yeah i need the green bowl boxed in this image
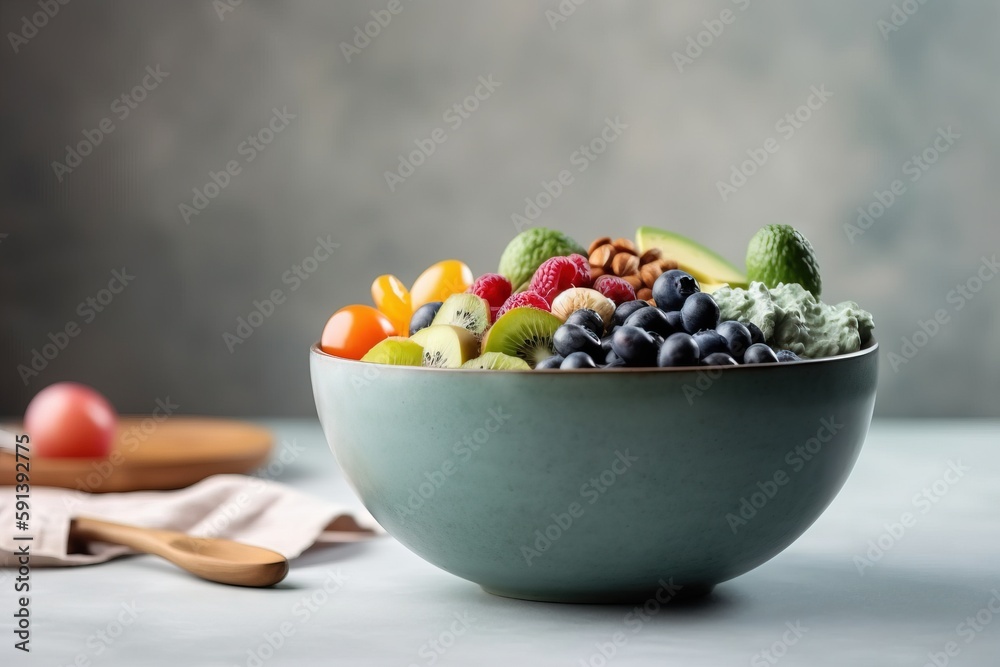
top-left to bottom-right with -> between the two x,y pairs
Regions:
310,342 -> 878,603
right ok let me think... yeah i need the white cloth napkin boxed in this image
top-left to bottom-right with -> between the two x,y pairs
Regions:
0,474 -> 381,567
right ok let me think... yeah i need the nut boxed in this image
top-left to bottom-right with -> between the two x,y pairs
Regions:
589,266 -> 605,280
611,253 -> 640,276
657,258 -> 679,272
623,274 -> 643,290
639,248 -> 662,264
588,236 -> 613,255
636,287 -> 653,301
640,263 -> 663,288
589,244 -> 616,270
550,287 -> 616,325
612,237 -> 636,254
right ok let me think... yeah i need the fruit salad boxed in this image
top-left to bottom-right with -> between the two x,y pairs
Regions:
318,225 -> 875,370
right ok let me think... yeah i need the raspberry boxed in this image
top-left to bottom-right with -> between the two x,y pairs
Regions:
593,275 -> 636,305
470,273 -> 512,322
528,256 -> 590,304
496,291 -> 550,319
568,254 -> 592,287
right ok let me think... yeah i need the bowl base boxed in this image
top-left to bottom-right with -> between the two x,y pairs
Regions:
481,582 -> 716,605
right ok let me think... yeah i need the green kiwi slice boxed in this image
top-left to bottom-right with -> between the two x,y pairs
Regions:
481,307 -> 562,368
410,324 -> 479,368
360,337 -> 424,366
461,352 -> 531,370
431,293 -> 491,340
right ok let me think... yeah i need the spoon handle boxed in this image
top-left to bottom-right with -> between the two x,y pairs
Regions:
72,517 -> 180,557
71,517 -> 289,587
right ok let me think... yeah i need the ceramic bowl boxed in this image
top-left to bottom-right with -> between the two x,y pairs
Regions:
311,341 -> 878,603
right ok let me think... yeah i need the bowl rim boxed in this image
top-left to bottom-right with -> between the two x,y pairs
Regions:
310,339 -> 878,374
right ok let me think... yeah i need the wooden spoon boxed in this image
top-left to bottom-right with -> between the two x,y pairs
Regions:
71,517 -> 289,587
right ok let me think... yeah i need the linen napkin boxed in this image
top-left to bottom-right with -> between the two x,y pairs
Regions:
0,474 -> 381,568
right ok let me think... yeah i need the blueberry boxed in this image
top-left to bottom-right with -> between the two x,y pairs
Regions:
744,344 -> 778,364
665,310 -> 685,333
776,350 -> 802,363
657,332 -> 700,367
566,308 -> 604,339
612,300 -> 650,327
692,330 -> 729,358
623,306 -> 674,337
409,301 -> 443,336
561,351 -> 597,369
702,352 -> 738,367
680,292 -> 720,333
602,356 -> 627,369
649,332 -> 665,348
716,321 -> 752,361
535,355 -> 564,369
611,325 -> 658,367
653,270 -> 701,311
553,323 -> 602,358
746,322 -> 765,346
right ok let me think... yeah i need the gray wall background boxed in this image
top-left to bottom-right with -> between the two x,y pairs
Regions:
1,0 -> 998,417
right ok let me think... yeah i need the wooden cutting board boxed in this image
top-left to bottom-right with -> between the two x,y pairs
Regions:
0,417 -> 273,493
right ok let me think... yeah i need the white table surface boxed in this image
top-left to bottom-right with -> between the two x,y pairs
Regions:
9,419 -> 1000,667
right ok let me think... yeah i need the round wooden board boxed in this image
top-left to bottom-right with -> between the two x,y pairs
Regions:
0,417 -> 273,493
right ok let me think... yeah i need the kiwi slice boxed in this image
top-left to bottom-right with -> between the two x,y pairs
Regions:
360,337 -> 424,366
410,324 -> 479,368
461,352 -> 531,370
431,293 -> 491,340
481,307 -> 562,368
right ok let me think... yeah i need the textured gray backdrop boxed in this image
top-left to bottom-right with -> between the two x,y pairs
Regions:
2,0 -> 998,417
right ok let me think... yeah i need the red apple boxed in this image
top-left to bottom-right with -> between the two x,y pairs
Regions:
24,383 -> 118,458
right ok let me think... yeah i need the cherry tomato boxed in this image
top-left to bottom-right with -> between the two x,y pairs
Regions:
24,382 -> 117,459
321,304 -> 396,359
371,274 -> 412,336
409,260 -> 474,310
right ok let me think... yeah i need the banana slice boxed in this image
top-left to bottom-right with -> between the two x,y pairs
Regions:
550,288 -> 616,325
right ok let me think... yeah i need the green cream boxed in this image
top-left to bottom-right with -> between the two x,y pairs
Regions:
712,282 -> 874,359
